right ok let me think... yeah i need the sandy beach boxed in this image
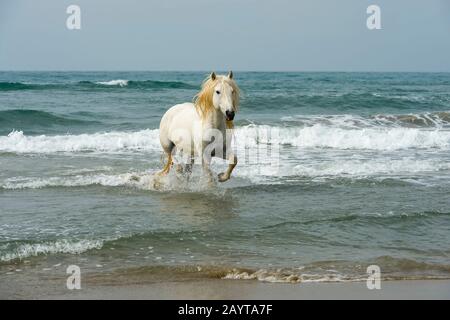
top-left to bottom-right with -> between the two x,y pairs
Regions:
2,277 -> 448,300
40,280 -> 450,300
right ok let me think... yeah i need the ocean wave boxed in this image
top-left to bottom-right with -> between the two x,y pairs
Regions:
246,91 -> 449,112
222,256 -> 450,283
0,82 -> 69,91
0,171 -> 227,194
281,112 -> 450,129
96,79 -> 129,87
223,269 -> 302,283
221,268 -> 369,283
0,82 -> 37,90
0,239 -> 104,262
2,233 -> 449,281
262,211 -> 450,231
291,158 -> 450,177
1,122 -> 450,155
92,79 -> 196,89
3,157 -> 449,191
0,109 -> 99,130
237,124 -> 450,150
0,129 -> 160,154
0,80 -> 196,91
232,158 -> 450,186
1,173 -> 143,190
69,259 -> 450,284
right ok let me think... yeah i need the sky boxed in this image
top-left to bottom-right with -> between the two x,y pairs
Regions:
0,0 -> 449,71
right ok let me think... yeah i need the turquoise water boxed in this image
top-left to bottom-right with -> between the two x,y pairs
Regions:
1,72 -> 450,284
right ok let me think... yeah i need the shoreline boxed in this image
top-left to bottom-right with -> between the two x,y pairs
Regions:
2,260 -> 450,300
35,279 -> 450,300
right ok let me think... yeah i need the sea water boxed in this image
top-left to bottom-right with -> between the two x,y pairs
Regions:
1,72 -> 450,288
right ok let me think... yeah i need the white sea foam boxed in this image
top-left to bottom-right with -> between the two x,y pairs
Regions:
281,113 -> 450,128
231,157 -> 450,185
0,129 -> 160,154
1,173 -> 153,190
236,124 -> 450,151
223,269 -> 301,283
0,239 -> 104,262
3,156 -> 449,190
1,124 -> 449,155
291,158 -> 450,177
96,79 -> 129,87
222,268 -> 363,283
1,171 -> 221,193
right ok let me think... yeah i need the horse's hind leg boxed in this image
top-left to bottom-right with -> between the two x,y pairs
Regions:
159,151 -> 173,175
185,157 -> 194,174
181,157 -> 194,181
176,156 -> 193,175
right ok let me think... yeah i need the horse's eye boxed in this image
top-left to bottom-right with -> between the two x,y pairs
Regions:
216,90 -> 220,95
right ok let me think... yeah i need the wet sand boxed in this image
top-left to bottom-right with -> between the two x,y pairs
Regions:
36,279 -> 450,300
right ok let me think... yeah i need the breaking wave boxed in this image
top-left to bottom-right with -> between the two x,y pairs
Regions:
1,173 -> 148,190
96,79 -> 129,87
0,129 -> 160,153
281,112 -> 450,129
92,79 -> 196,89
1,122 -> 450,154
0,239 -> 104,262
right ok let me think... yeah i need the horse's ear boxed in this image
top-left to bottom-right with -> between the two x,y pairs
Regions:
227,71 -> 233,79
210,72 -> 216,81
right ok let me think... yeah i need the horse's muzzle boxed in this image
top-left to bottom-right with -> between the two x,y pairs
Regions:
226,110 -> 235,121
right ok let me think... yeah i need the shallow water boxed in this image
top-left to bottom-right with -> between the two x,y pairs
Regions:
1,72 -> 450,284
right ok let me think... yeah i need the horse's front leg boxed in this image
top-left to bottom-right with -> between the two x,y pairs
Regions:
218,153 -> 237,182
201,159 -> 215,186
200,144 -> 215,184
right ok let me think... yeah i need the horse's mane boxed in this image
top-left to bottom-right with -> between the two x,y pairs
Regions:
194,74 -> 240,128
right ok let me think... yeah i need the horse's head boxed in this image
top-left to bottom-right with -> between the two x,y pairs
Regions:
195,72 -> 240,122
211,71 -> 239,121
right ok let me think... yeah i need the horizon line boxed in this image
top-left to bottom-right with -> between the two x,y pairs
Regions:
1,70 -> 449,73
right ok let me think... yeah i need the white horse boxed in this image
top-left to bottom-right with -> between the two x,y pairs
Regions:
158,71 -> 240,183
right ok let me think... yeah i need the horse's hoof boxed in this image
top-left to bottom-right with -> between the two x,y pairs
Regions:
218,172 -> 229,182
